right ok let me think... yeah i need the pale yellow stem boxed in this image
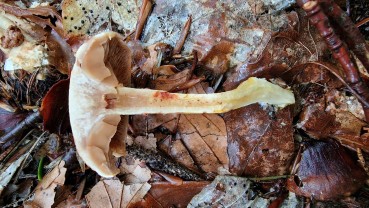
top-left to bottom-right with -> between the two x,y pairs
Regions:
105,77 -> 295,115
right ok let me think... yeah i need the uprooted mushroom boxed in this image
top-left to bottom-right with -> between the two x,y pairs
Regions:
69,31 -> 295,177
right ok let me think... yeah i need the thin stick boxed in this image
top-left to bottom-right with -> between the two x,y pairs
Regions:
356,17 -> 369,28
0,111 -> 41,145
14,131 -> 48,183
297,0 -> 369,121
0,129 -> 35,168
173,15 -> 192,55
319,0 -> 369,73
249,175 -> 291,181
134,0 -> 153,40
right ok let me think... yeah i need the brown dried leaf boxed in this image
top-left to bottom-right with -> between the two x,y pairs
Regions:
40,79 -> 70,134
223,11 -> 324,90
119,155 -> 152,184
152,83 -> 229,175
176,114 -> 229,174
133,181 -> 209,207
46,30 -> 75,74
224,104 -> 294,177
141,0 -> 294,75
131,113 -> 178,134
297,90 -> 369,151
0,3 -> 64,37
86,179 -> 151,208
151,68 -> 191,91
24,160 -> 67,208
287,141 -> 367,201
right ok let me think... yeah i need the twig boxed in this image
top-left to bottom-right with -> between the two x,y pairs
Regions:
297,0 -> 369,121
14,131 -> 48,183
173,15 -> 192,55
356,17 -> 369,28
0,129 -> 35,168
319,0 -> 369,73
134,0 -> 153,40
0,111 -> 41,146
126,144 -> 203,181
249,175 -> 291,181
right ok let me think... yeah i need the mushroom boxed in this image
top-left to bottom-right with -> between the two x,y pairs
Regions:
69,31 -> 295,177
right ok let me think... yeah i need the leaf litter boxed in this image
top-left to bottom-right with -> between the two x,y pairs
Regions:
1,0 -> 369,207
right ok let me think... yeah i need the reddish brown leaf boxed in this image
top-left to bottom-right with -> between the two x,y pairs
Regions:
224,104 -> 294,177
287,141 -> 367,201
223,11 -> 324,90
133,181 -> 209,208
297,90 -> 369,151
40,79 -> 70,134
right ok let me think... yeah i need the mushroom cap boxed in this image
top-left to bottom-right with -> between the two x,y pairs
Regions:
69,32 -> 131,177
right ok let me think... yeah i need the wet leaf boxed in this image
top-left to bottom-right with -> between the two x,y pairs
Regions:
287,141 -> 367,201
40,79 -> 70,134
24,160 -> 67,208
224,104 -> 294,177
188,176 -> 271,207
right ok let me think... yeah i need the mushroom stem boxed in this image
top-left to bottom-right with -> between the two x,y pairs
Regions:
105,77 -> 295,115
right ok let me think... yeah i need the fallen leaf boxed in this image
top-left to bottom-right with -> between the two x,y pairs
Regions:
24,160 -> 67,208
297,90 -> 369,152
55,195 -> 87,208
224,104 -> 295,177
150,68 -> 191,91
0,108 -> 28,132
128,134 -> 157,151
223,11 -> 324,90
119,155 -> 152,184
86,179 -> 151,208
188,175 -> 271,207
287,141 -> 367,201
1,179 -> 33,205
61,0 -> 141,36
176,114 -> 229,174
133,181 -> 209,207
131,113 -> 178,134
0,154 -> 27,196
40,79 -> 70,134
141,0 -> 294,73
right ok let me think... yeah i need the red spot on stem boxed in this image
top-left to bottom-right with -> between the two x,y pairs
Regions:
153,91 -> 178,100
